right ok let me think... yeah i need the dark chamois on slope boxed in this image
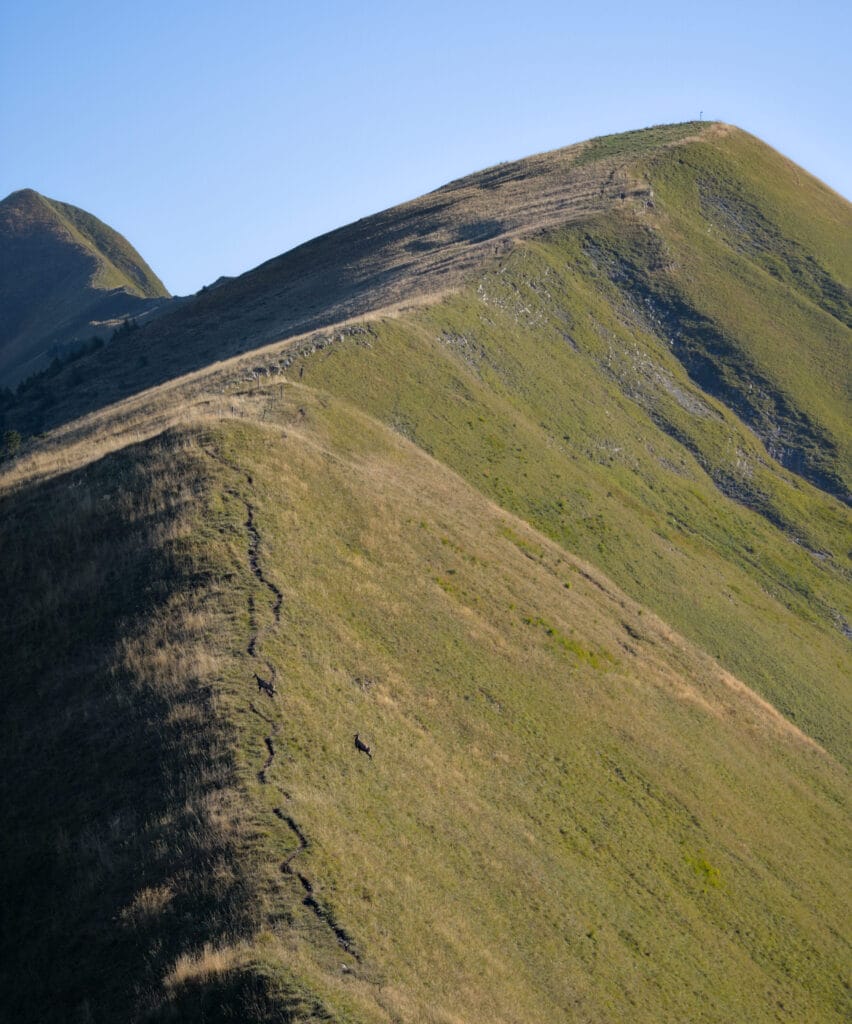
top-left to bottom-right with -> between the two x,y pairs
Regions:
354,733 -> 372,759
255,672 -> 276,697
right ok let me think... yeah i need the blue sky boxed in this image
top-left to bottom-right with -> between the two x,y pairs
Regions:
2,0 -> 849,295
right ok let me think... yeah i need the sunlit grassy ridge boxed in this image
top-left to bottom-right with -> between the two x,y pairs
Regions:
211,401 -> 848,1023
1,122 -> 850,1021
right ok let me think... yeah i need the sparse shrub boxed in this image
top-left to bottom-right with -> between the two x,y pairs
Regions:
1,429 -> 22,461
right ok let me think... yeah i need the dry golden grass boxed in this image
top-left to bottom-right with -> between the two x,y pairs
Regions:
121,884 -> 175,925
164,941 -> 247,989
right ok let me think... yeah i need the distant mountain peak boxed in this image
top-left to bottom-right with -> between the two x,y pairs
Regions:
0,189 -> 172,387
2,187 -> 44,205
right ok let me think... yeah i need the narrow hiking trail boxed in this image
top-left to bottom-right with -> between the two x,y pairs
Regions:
203,443 -> 362,966
273,807 -> 360,958
244,496 -> 283,691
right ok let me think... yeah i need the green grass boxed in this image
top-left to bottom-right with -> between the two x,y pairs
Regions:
44,195 -> 169,298
572,120 -> 707,166
3,389 -> 848,1021
1,122 -> 850,1021
192,401 -> 852,1020
190,402 -> 851,1021
295,225 -> 850,760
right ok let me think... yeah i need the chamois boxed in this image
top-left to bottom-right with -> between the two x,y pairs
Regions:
354,733 -> 372,759
255,672 -> 276,698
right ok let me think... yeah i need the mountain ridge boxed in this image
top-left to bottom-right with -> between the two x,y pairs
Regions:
0,121 -> 849,1023
0,121 -> 709,422
3,122 -> 848,507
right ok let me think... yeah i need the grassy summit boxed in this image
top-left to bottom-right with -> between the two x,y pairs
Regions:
0,122 -> 849,1021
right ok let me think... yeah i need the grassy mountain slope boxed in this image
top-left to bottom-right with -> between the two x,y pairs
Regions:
0,189 -> 171,386
291,230 -> 850,763
1,122 -> 849,1021
1,389 -> 848,1022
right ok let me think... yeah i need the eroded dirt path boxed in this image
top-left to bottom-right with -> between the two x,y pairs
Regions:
203,443 -> 361,965
273,808 -> 360,959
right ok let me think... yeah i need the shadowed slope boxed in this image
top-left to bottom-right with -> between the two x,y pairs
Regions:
0,432 -> 265,1022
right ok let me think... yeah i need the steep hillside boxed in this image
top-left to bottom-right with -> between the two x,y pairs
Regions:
1,389 -> 848,1022
291,233 -> 850,762
0,189 -> 172,386
1,122 -> 849,1021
